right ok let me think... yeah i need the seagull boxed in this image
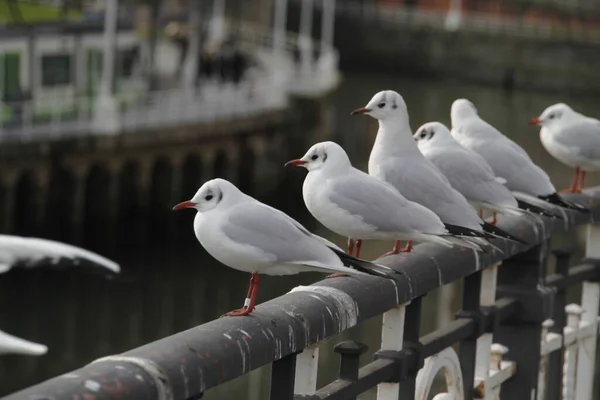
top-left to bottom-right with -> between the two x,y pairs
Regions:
0,330 -> 47,356
351,90 -> 526,253
530,103 -> 600,193
414,122 -> 561,223
450,98 -> 588,212
286,141 -> 494,258
172,178 -> 394,317
0,236 -> 120,356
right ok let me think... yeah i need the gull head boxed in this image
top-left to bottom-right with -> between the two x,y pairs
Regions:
450,98 -> 478,123
285,141 -> 351,173
414,122 -> 455,149
172,178 -> 241,213
529,103 -> 573,127
351,90 -> 407,122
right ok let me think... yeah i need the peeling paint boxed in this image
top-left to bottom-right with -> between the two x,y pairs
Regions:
290,285 -> 359,331
84,380 -> 100,392
223,333 -> 232,340
238,329 -> 252,338
180,365 -> 190,399
288,325 -> 296,353
235,340 -> 248,373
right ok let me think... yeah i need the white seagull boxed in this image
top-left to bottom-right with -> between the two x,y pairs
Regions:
414,122 -> 560,223
530,103 -> 600,193
351,90 -> 526,253
286,141 -> 488,258
0,236 -> 120,356
450,98 -> 587,213
172,178 -> 394,317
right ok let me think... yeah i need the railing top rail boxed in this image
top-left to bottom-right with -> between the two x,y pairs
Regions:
6,189 -> 600,400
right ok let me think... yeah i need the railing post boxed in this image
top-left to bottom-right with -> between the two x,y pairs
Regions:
537,319 -> 554,400
333,340 -> 368,400
398,297 -> 423,400
547,250 -> 570,400
563,304 -> 583,400
456,269 -> 486,400
575,223 -> 600,400
377,304 -> 407,400
294,346 -> 320,396
270,352 -> 297,400
496,243 -> 553,398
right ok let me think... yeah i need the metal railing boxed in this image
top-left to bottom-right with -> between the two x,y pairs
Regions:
5,189 -> 600,399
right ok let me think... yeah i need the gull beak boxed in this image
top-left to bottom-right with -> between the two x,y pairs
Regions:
172,200 -> 196,210
284,159 -> 307,167
350,107 -> 371,116
529,117 -> 541,126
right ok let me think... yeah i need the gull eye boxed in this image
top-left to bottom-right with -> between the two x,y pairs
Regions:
420,132 -> 426,138
205,194 -> 214,201
548,114 -> 554,119
377,102 -> 386,109
311,154 -> 318,161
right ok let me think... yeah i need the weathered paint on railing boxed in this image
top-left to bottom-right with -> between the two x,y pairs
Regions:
4,190 -> 600,399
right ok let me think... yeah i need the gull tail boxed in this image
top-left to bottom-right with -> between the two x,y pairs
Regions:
443,224 -> 501,253
329,247 -> 398,279
481,222 -> 528,245
515,199 -> 563,219
538,193 -> 590,213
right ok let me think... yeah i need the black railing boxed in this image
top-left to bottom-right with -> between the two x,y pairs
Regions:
4,190 -> 600,400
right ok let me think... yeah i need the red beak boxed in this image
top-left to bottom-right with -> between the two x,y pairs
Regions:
529,118 -> 541,125
350,107 -> 371,115
284,159 -> 307,167
172,200 -> 196,210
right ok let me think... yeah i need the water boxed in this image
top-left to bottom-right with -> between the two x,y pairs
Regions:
0,71 -> 598,398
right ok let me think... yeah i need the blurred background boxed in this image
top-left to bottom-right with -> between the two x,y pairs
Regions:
0,0 -> 600,398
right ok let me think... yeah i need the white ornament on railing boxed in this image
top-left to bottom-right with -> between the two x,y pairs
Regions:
415,347 -> 464,400
563,303 -> 584,400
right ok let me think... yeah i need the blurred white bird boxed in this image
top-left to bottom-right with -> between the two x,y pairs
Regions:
414,122 -> 560,223
351,90 -> 526,253
0,236 -> 120,356
450,98 -> 587,213
0,330 -> 47,356
173,178 -> 394,317
286,141 -> 489,258
530,103 -> 600,193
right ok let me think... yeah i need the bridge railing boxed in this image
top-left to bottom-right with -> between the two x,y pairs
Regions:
0,19 -> 340,142
4,189 -> 600,400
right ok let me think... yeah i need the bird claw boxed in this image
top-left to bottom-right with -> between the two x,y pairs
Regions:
221,307 -> 253,317
326,273 -> 350,278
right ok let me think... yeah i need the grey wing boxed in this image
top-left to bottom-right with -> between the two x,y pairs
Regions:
263,205 -> 343,251
478,139 -> 555,195
378,158 -> 482,229
554,121 -> 600,159
427,149 -> 516,206
328,173 -> 443,233
222,202 -> 339,265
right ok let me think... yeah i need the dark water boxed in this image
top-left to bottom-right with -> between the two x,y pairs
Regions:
1,71 -> 598,398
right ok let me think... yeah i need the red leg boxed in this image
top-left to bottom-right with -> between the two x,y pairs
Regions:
354,240 -> 362,258
326,273 -> 351,278
399,241 -> 413,252
576,170 -> 586,193
560,167 -> 580,193
376,240 -> 412,259
478,208 -> 483,219
347,238 -> 355,255
490,212 -> 497,225
222,273 -> 260,317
